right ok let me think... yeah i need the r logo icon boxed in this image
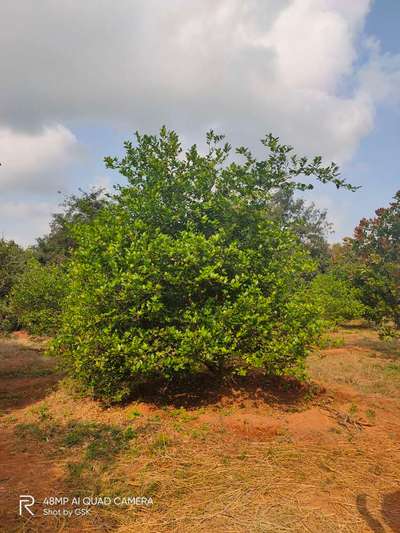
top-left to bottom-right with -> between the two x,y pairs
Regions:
19,495 -> 35,516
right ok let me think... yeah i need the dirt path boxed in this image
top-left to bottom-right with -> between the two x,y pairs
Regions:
0,335 -> 67,532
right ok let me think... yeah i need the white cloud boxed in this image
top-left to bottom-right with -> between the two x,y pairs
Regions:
0,0 -> 391,164
0,200 -> 55,246
358,38 -> 400,106
259,0 -> 355,92
0,125 -> 77,193
0,0 -> 399,244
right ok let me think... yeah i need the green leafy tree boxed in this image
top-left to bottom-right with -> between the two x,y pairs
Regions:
52,128 -> 355,401
9,259 -> 67,335
350,191 -> 400,327
268,188 -> 332,269
0,239 -> 28,298
0,239 -> 30,331
34,188 -> 108,264
309,271 -> 364,326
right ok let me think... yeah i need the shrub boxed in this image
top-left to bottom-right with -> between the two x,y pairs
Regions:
0,299 -> 16,333
336,191 -> 400,328
309,272 -> 364,326
9,259 -> 67,335
51,128 -> 355,401
0,239 -> 28,298
0,239 -> 30,331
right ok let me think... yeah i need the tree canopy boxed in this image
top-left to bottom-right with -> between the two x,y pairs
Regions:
351,191 -> 400,327
34,188 -> 108,265
51,128 -> 355,401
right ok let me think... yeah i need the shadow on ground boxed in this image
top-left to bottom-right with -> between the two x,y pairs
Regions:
128,371 -> 324,409
357,491 -> 400,533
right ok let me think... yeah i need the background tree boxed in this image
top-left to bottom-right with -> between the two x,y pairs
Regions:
0,239 -> 30,330
0,239 -> 28,298
8,259 -> 67,335
350,191 -> 400,327
308,271 -> 364,326
267,188 -> 332,269
0,190 -> 107,334
34,188 -> 108,264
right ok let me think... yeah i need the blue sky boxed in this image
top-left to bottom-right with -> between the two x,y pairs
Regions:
337,0 -> 400,238
0,0 -> 399,245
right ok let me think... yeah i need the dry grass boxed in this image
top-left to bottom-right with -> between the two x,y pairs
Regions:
309,328 -> 400,396
1,327 -> 400,532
